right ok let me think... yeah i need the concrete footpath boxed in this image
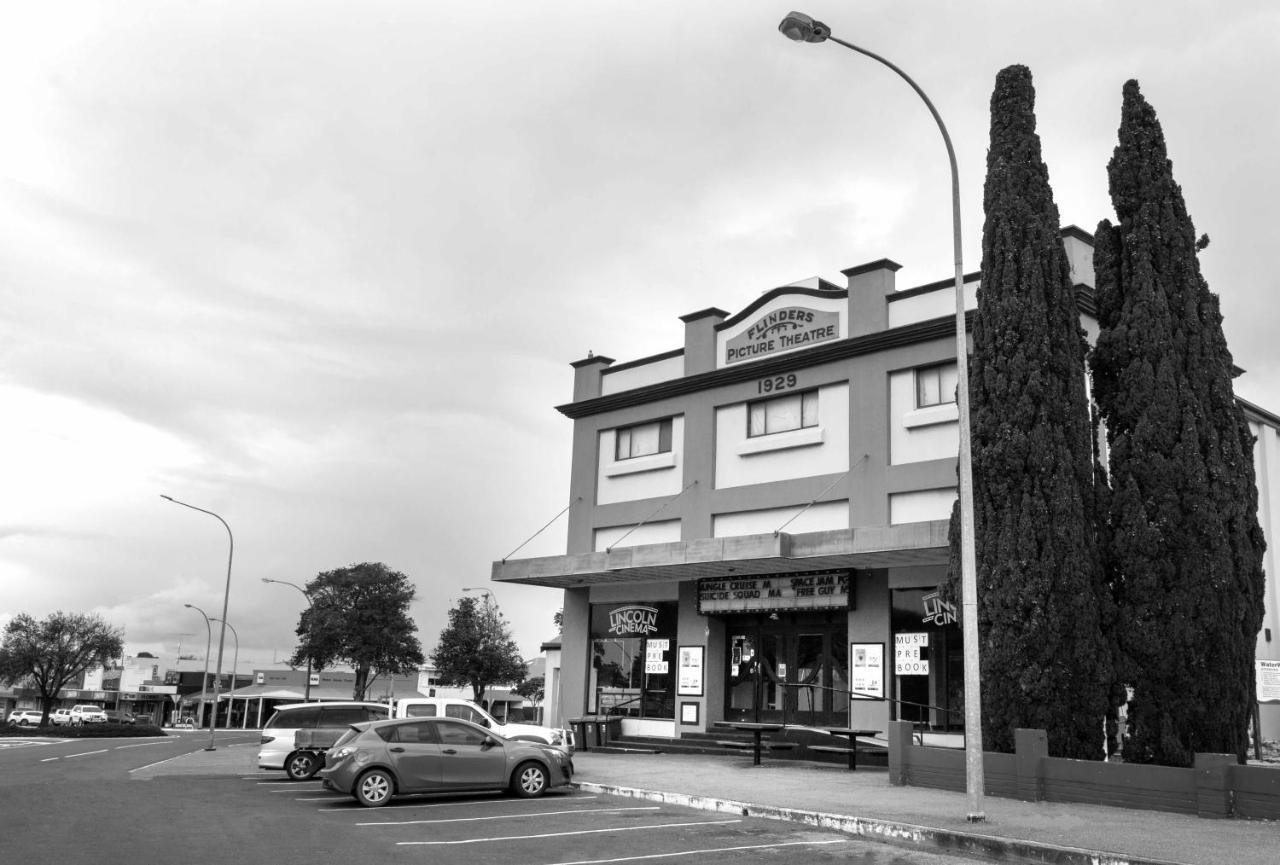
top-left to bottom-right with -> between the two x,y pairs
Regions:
570,751 -> 1277,865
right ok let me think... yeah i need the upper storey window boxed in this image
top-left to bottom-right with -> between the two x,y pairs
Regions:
915,363 -> 958,408
616,418 -> 673,461
748,390 -> 818,437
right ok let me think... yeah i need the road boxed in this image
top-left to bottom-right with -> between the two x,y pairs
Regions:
1,731 -> 993,864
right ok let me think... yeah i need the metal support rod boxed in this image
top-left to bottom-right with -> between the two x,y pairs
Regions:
778,13 -> 985,820
183,603 -> 211,730
262,578 -> 314,702
164,495 -> 234,751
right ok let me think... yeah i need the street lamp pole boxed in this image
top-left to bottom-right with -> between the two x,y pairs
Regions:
163,495 -> 234,752
778,12 -> 985,821
462,586 -> 499,611
262,578 -> 315,702
183,604 -> 212,730
212,618 -> 239,729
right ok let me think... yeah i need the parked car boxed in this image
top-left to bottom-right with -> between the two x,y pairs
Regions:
7,709 -> 44,726
393,697 -> 573,752
51,708 -> 73,726
103,710 -> 136,725
258,701 -> 390,781
70,705 -> 108,725
321,716 -> 574,807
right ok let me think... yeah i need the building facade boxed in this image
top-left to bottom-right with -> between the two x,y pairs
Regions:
492,227 -> 1280,744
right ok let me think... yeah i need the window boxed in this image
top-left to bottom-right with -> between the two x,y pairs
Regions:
615,418 -> 673,460
915,363 -> 958,408
748,390 -> 818,437
386,722 -> 438,744
436,720 -> 489,746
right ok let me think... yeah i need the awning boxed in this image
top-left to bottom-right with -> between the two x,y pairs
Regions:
491,520 -> 950,588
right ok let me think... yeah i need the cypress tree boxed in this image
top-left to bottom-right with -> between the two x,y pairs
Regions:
960,65 -> 1110,758
1090,80 -> 1266,766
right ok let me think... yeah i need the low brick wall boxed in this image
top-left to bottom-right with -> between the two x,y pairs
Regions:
887,720 -> 1280,820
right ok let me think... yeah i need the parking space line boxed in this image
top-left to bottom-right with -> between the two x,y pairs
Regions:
545,839 -> 846,865
319,794 -> 598,813
115,742 -> 165,749
65,749 -> 109,759
396,819 -> 742,846
357,806 -> 660,826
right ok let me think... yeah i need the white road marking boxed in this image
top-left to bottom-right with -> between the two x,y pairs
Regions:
357,806 -> 659,826
41,757 -> 59,762
319,794 -> 598,813
396,819 -> 742,846
115,742 -> 165,749
65,749 -> 109,759
545,839 -> 846,865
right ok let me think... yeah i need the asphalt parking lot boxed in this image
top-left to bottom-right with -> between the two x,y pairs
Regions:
1,735 -> 991,863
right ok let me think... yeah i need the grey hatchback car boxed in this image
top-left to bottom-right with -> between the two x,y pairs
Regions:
321,717 -> 574,807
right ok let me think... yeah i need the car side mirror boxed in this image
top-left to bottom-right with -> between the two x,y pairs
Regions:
482,736 -> 498,749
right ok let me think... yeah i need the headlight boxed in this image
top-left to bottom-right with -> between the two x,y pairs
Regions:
550,732 -> 563,746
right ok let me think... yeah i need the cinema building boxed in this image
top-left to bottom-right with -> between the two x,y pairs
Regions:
492,227 -> 1280,742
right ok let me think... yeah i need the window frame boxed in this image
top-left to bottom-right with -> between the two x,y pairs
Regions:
914,363 -> 959,409
614,417 -> 674,461
746,389 -> 819,438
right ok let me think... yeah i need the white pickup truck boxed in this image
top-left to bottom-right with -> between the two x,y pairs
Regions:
393,697 -> 573,752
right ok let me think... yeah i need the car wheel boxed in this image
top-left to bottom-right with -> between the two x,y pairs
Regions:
18,719 -> 30,727
354,769 -> 394,807
285,751 -> 320,781
511,761 -> 549,798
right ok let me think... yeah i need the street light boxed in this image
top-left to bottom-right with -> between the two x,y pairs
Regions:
211,618 -> 238,729
462,586 -> 499,610
778,12 -> 985,822
183,604 -> 212,731
163,495 -> 234,752
262,577 -> 315,702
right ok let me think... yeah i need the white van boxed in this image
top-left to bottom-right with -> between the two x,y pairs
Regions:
258,701 -> 390,780
393,698 -> 572,752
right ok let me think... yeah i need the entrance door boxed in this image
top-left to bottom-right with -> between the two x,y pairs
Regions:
724,615 -> 848,726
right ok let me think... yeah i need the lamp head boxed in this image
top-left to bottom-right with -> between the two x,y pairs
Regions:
184,603 -> 193,609
778,12 -> 830,43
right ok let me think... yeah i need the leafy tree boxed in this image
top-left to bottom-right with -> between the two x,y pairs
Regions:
947,65 -> 1110,758
0,612 -> 124,725
290,562 -> 425,700
430,595 -> 526,704
515,675 -> 545,703
1090,80 -> 1266,766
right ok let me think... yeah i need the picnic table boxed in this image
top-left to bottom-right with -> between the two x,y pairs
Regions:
715,721 -> 794,766
810,727 -> 881,770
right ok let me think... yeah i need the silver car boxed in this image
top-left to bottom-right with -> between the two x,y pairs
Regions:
321,717 -> 574,807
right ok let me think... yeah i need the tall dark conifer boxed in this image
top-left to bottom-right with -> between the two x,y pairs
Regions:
1090,81 -> 1265,766
962,65 -> 1110,758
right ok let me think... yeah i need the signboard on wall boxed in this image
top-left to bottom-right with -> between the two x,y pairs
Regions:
724,306 -> 840,364
895,632 -> 929,675
677,646 -> 704,696
645,638 -> 670,674
1259,660 -> 1280,703
850,642 -> 884,700
697,571 -> 850,614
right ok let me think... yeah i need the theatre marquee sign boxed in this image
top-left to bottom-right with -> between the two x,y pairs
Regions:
724,306 -> 840,365
697,571 -> 850,614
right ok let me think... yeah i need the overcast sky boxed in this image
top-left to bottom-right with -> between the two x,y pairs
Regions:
3,1 -> 1278,676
